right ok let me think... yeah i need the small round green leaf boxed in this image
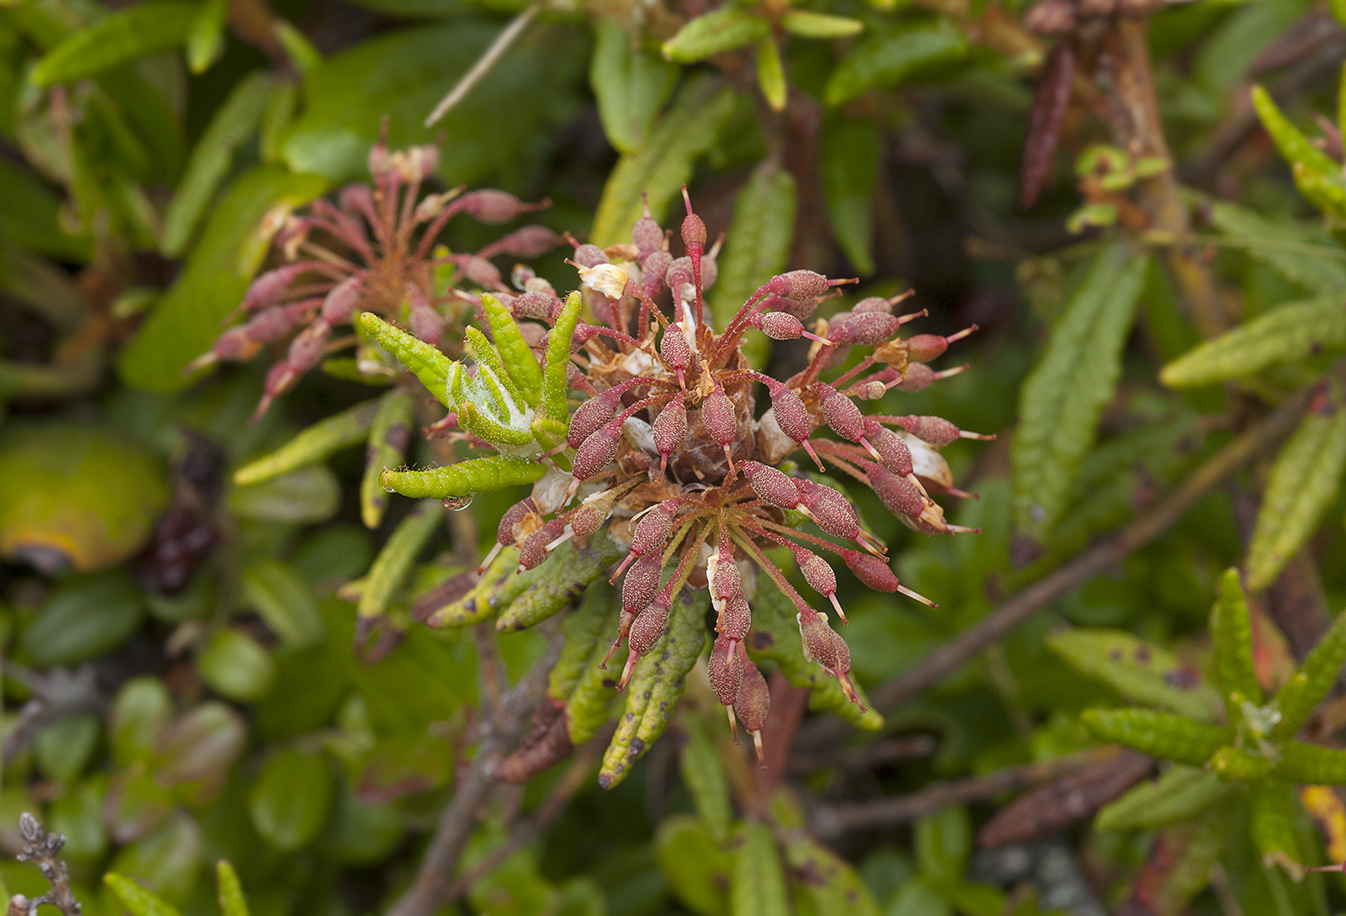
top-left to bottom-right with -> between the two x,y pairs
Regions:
248,747 -> 335,851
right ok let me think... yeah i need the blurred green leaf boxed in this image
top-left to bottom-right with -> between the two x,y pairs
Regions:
655,815 -> 730,916
31,2 -> 197,86
229,464 -> 341,524
713,159 -> 796,340
1048,628 -> 1217,721
186,0 -> 229,73
108,815 -> 202,904
216,861 -> 250,916
781,832 -> 881,916
1202,196 -> 1346,294
680,716 -> 733,845
1095,765 -> 1230,831
1012,245 -> 1151,542
119,165 -> 327,391
34,713 -> 99,784
662,8 -> 770,63
1080,708 -> 1231,766
196,629 -> 277,703
1245,390 -> 1346,590
591,20 -> 678,155
0,158 -> 92,260
821,115 -> 879,275
1273,607 -> 1346,741
732,821 -> 789,916
248,748 -> 334,851
22,571 -> 146,666
1250,778 -> 1306,879
111,677 -> 173,768
825,19 -> 967,106
914,807 -> 969,889
105,872 -> 183,916
242,559 -> 326,649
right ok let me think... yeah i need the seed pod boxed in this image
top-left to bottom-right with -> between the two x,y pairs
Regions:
741,461 -> 800,509
709,634 -> 744,708
661,323 -> 692,383
630,593 -> 672,657
456,189 -> 529,224
839,548 -> 900,593
894,363 -> 936,392
611,501 -> 681,582
817,385 -> 865,443
798,610 -> 859,706
869,465 -> 926,519
758,312 -> 804,340
512,290 -> 555,320
569,500 -> 609,540
864,420 -> 913,476
520,519 -> 566,570
665,256 -> 693,298
831,312 -> 901,346
287,322 -> 330,373
571,420 -> 623,481
799,552 -> 845,621
701,386 -> 737,470
893,415 -> 962,448
853,296 -> 892,315
719,594 -> 751,642
682,211 -> 707,252
735,659 -> 771,766
409,298 -> 445,345
699,249 -> 718,289
497,498 -> 536,547
622,554 -> 663,616
453,255 -> 502,289
771,269 -> 828,300
480,225 -> 563,260
760,381 -> 818,466
568,396 -> 619,449
319,274 -> 363,325
708,551 -> 743,606
242,263 -> 311,312
796,480 -> 859,539
652,394 -> 688,476
633,214 -> 663,254
571,242 -> 608,268
640,250 -> 672,296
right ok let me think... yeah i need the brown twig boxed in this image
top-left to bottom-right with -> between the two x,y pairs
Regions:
810,747 -> 1118,838
9,814 -> 81,916
385,623 -> 564,916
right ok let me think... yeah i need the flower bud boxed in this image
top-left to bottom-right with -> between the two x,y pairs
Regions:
839,549 -> 900,593
719,594 -> 751,642
571,243 -> 607,268
735,659 -> 770,766
818,385 -> 865,443
869,465 -> 925,519
863,420 -> 913,476
633,214 -> 663,254
512,290 -> 556,320
681,212 -> 706,252
652,395 -> 687,476
741,461 -> 800,510
830,311 -> 901,346
709,634 -> 744,708
853,296 -> 892,315
459,189 -> 537,224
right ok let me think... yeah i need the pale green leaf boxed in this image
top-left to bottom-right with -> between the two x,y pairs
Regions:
712,159 -> 796,343
32,3 -> 198,86
590,21 -> 678,155
825,20 -> 966,106
1047,629 -> 1219,721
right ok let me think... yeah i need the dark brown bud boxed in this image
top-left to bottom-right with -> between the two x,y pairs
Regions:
863,420 -> 913,476
520,519 -> 565,570
653,395 -> 687,475
869,465 -> 925,519
497,498 -> 535,546
734,660 -> 770,766
840,548 -> 900,593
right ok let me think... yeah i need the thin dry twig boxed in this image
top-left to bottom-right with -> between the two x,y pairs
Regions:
8,814 -> 81,916
424,3 -> 540,127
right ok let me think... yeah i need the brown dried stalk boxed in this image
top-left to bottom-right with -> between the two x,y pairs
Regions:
8,814 -> 81,916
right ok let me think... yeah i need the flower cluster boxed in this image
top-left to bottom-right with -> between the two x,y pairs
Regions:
376,188 -> 989,762
191,129 -> 557,419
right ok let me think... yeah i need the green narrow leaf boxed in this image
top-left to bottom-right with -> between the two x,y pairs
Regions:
0,158 -> 93,261
542,291 -> 582,428
1210,568 -> 1263,720
234,399 -> 381,486
1202,196 -> 1346,294
496,533 -> 624,632
755,38 -> 786,112
104,873 -> 184,916
747,573 -> 882,730
655,815 -> 732,916
216,861 -> 250,916
662,8 -> 770,63
1251,85 -> 1344,182
119,166 -> 328,391
481,293 -> 543,406
423,544 -> 520,629
549,580 -> 616,701
679,716 -> 733,844
1272,607 -> 1346,741
247,747 -> 335,851
1251,779 -> 1307,880
259,80 -> 299,164
240,559 -> 325,649
779,10 -> 864,38
590,21 -> 678,155
732,821 -> 789,916
32,2 -> 198,85
1095,765 -> 1231,832
357,312 -> 457,407
1151,805 -> 1234,916
1246,388 -> 1346,590
1047,629 -> 1219,721
712,160 -> 796,341
161,73 -> 272,257
780,832 -> 880,916
358,500 -> 442,622
591,80 -> 735,246
561,589 -> 623,744
1160,296 -> 1346,387
820,115 -> 879,275
187,0 -> 229,73
914,806 -> 970,889
1080,708 -> 1232,766
1273,740 -> 1346,784
380,456 -> 546,500
1012,244 -> 1151,542
598,588 -> 710,789
824,19 -> 967,106
361,388 -> 415,529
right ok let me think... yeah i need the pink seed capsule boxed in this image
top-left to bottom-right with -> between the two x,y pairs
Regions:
610,501 -> 681,582
755,311 -> 830,345
831,312 -> 902,346
571,420 -> 622,481
853,296 -> 892,315
799,612 -> 860,706
569,502 -> 608,539
630,593 -> 671,657
869,465 -> 926,519
904,325 -> 977,363
640,250 -> 672,296
759,380 -> 822,471
571,242 -> 607,268
709,634 -> 744,710
652,395 -> 688,477
699,248 -> 719,290
512,290 -> 555,320
817,385 -> 866,443
287,322 -> 330,372
497,498 -> 536,547
453,255 -> 502,289
709,550 -> 743,605
796,480 -> 883,556
839,548 -> 900,593
719,594 -> 751,642
863,420 -> 913,476
799,552 -> 845,622
661,325 -> 692,385
633,214 -> 663,254
740,461 -> 800,510
409,299 -> 445,345
735,659 -> 771,766
893,363 -> 936,392
519,519 -> 566,571
665,257 -> 693,297
892,415 -> 962,448
568,396 -> 618,450
771,269 -> 829,301
622,554 -> 664,616
458,190 -> 536,225
701,387 -> 737,473
242,263 -> 311,312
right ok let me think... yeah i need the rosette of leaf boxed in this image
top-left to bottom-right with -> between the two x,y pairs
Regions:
367,191 -> 989,786
210,135 -> 559,534
1062,570 -> 1346,904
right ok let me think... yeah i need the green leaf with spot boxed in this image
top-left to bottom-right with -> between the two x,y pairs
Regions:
1160,296 -> 1346,387
496,532 -> 624,632
1273,607 -> 1346,741
1246,389 -> 1346,590
781,831 -> 881,916
1012,244 -> 1151,542
361,388 -> 416,528
655,815 -> 731,916
732,821 -> 789,916
1047,629 -> 1218,721
32,2 -> 197,86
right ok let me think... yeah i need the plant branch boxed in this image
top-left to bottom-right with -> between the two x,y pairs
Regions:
9,814 -> 81,916
425,3 -> 540,127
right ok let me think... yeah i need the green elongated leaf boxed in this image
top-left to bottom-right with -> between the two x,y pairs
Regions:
196,629 -> 276,702
234,399 -> 381,486
241,559 -> 325,648
781,832 -> 880,916
549,580 -> 615,701
259,81 -> 298,163
1252,85 -> 1344,182
357,312 -> 456,407
1246,390 -> 1346,590
1206,745 -> 1272,781
1273,740 -> 1346,784
779,10 -> 863,38
359,501 -> 442,622
1011,245 -> 1151,542
662,8 -> 770,63
1095,765 -> 1231,831
825,19 -> 967,106
481,293 -> 543,405
216,861 -> 249,916
1272,607 -> 1346,740
1202,196 -> 1346,294
0,158 -> 92,260
1080,708 -> 1232,766
1047,629 -> 1219,722
655,815 -> 731,916
915,806 -> 970,889
1251,779 -> 1306,879
747,573 -> 882,730
1293,161 -> 1346,221
713,160 -> 796,343
31,2 -> 197,85
161,73 -> 272,257
542,292 -> 582,427
421,545 -> 519,628
119,166 -> 328,391
23,571 -> 146,666
590,20 -> 678,155
732,821 -> 789,916
1160,296 -> 1346,387
591,80 -> 735,246
820,114 -> 879,275
110,677 -> 172,767
361,389 -> 415,529
0,424 -> 167,573
381,456 -> 545,499
755,37 -> 786,112
187,0 -> 229,73
1210,568 -> 1262,720
496,533 -> 624,631
679,716 -> 732,844
247,748 -> 334,851
105,873 -> 183,916
229,465 -> 340,523
598,588 -> 710,789
282,23 -> 584,185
